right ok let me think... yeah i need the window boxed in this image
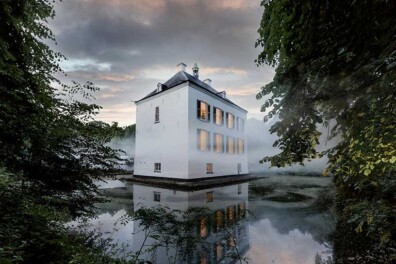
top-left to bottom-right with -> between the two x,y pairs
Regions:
154,162 -> 161,172
197,129 -> 210,151
213,133 -> 224,153
154,192 -> 161,202
200,218 -> 207,238
214,210 -> 224,232
237,117 -> 244,131
226,205 -> 236,222
238,202 -> 246,219
197,100 -> 210,121
213,107 -> 224,125
237,163 -> 242,174
226,112 -> 234,129
237,139 -> 244,154
238,184 -> 242,195
206,191 -> 213,202
206,163 -> 213,174
227,136 -> 235,154
155,106 -> 159,123
214,241 -> 225,262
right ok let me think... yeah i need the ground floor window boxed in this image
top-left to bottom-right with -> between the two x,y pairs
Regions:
154,162 -> 161,172
206,163 -> 213,174
237,138 -> 244,154
154,191 -> 161,202
197,129 -> 210,151
206,191 -> 214,203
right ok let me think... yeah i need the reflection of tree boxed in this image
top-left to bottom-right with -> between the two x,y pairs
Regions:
130,205 -> 250,264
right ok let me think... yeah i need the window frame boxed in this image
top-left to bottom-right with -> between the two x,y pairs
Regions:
213,133 -> 224,153
154,106 -> 160,123
154,162 -> 161,172
226,112 -> 235,129
153,191 -> 161,202
213,107 -> 224,126
197,129 -> 210,152
197,100 -> 210,122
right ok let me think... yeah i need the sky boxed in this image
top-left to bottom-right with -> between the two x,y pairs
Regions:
49,0 -> 275,126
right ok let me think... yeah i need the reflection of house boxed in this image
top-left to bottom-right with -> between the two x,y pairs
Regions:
132,183 -> 250,263
134,63 -> 248,179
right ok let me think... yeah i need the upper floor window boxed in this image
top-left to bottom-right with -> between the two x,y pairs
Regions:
237,117 -> 244,131
206,191 -> 214,202
213,107 -> 224,126
154,162 -> 161,172
197,129 -> 210,151
226,113 -> 234,129
155,106 -> 160,123
213,133 -> 224,153
237,139 -> 245,154
197,100 -> 210,121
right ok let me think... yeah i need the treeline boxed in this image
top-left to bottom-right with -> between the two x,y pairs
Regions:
0,1 -> 131,263
256,0 -> 395,263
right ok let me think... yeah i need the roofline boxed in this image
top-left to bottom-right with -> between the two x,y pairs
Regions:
135,81 -> 248,113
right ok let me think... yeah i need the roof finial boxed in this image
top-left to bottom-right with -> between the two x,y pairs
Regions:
192,62 -> 199,78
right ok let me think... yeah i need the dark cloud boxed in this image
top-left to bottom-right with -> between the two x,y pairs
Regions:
49,0 -> 274,125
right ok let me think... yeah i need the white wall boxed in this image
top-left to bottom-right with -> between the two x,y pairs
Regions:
134,82 -> 249,179
187,85 -> 249,179
134,83 -> 189,178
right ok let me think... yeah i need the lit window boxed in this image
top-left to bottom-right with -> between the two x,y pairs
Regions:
213,107 -> 224,125
214,133 -> 224,153
155,106 -> 159,123
154,162 -> 161,172
200,218 -> 207,238
199,252 -> 208,264
197,100 -> 210,121
227,205 -> 236,222
206,191 -> 213,202
154,192 -> 161,202
229,234 -> 236,248
237,139 -> 244,154
197,129 -> 210,151
238,202 -> 246,219
206,163 -> 213,174
226,112 -> 234,129
214,210 -> 224,232
214,241 -> 224,261
227,136 -> 235,154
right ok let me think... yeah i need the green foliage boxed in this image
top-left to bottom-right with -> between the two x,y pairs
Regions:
0,0 -> 128,262
256,0 -> 396,261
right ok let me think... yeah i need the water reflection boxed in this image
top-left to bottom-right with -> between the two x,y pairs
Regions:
79,178 -> 333,263
132,183 -> 250,263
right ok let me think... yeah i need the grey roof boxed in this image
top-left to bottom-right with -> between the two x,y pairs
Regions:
136,71 -> 247,112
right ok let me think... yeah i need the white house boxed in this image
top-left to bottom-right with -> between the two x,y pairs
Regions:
134,63 -> 248,179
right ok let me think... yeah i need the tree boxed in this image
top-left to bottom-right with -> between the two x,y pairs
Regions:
255,0 -> 395,262
0,1 -> 125,262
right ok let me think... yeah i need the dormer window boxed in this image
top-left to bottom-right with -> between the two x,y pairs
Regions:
197,100 -> 210,121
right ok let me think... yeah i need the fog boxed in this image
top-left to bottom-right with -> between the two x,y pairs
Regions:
108,117 -> 339,175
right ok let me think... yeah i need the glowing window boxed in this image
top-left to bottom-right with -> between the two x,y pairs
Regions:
227,137 -> 235,155
197,100 -> 210,121
206,163 -> 213,174
237,139 -> 244,154
200,218 -> 207,238
214,210 -> 224,232
206,191 -> 213,202
227,205 -> 236,222
226,112 -> 234,129
197,129 -> 210,151
214,107 -> 224,125
214,133 -> 224,153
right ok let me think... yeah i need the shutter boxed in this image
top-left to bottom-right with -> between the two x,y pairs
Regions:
208,104 -> 211,121
222,110 -> 224,125
197,100 -> 200,118
207,131 -> 210,151
197,129 -> 200,150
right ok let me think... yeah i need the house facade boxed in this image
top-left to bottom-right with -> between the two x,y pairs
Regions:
134,63 -> 248,179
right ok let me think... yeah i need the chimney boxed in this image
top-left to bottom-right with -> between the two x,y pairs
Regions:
219,91 -> 226,98
157,83 -> 163,92
177,62 -> 187,72
192,62 -> 199,78
203,78 -> 212,86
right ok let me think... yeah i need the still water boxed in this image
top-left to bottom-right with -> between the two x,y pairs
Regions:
72,175 -> 334,264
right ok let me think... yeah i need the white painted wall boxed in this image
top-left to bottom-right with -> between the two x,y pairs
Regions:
134,83 -> 189,178
134,81 -> 249,179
